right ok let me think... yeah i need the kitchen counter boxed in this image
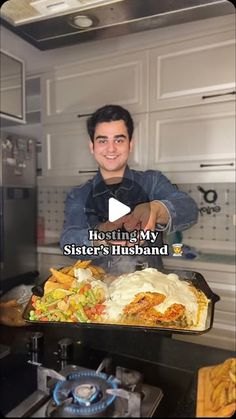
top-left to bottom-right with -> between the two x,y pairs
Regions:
37,239 -> 62,255
163,253 -> 235,272
0,324 -> 235,417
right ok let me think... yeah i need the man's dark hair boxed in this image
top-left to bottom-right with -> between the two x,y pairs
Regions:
87,104 -> 134,142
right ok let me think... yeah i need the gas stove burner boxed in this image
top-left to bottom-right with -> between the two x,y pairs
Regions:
51,371 -> 118,417
73,383 -> 101,405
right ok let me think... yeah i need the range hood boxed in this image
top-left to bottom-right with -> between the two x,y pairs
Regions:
0,0 -> 234,50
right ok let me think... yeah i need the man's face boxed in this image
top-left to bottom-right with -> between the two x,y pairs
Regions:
89,120 -> 133,179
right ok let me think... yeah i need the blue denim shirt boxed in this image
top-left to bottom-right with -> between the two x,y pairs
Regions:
60,166 -> 198,273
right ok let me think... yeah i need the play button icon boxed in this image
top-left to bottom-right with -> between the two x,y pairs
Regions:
108,197 -> 131,222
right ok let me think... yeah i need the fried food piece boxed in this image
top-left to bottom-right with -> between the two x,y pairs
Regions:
148,303 -> 186,322
67,259 -> 81,276
47,275 -> 57,282
228,380 -> 236,404
75,260 -> 92,269
229,370 -> 236,384
49,268 -> 74,285
210,358 -> 231,379
67,260 -> 93,276
60,266 -> 73,274
47,268 -> 73,282
88,265 -> 105,279
211,381 -> 228,411
209,358 -> 236,413
44,280 -> 71,294
92,265 -> 105,274
123,292 -> 166,315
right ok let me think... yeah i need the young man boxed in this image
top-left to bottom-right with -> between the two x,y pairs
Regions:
60,105 -> 198,274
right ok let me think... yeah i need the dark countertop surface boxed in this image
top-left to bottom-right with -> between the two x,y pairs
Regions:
0,324 -> 235,417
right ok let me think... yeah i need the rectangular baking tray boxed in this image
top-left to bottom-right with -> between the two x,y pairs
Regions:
23,268 -> 220,335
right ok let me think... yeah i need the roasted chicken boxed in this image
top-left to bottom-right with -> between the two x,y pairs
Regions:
123,292 -> 185,324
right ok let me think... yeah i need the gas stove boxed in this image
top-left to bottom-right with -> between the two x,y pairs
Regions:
5,334 -> 163,418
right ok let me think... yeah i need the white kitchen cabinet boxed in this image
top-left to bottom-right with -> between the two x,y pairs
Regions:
41,50 -> 148,124
164,257 -> 235,351
0,50 -> 26,125
149,29 -> 235,111
40,113 -> 148,184
148,101 -> 235,183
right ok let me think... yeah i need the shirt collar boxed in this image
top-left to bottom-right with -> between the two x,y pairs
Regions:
92,166 -> 134,197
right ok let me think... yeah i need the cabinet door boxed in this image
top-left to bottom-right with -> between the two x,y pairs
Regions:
0,50 -> 26,124
42,120 -> 97,179
41,114 -> 148,182
149,101 -> 235,183
149,30 -> 235,111
41,50 -> 148,124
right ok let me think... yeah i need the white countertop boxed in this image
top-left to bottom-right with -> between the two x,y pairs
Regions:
37,241 -> 63,255
163,254 -> 235,273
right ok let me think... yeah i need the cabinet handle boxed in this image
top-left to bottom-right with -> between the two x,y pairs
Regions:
78,170 -> 98,173
200,163 -> 234,168
202,91 -> 235,99
77,113 -> 92,118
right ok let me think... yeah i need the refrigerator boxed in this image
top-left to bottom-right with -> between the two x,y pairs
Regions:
0,131 -> 38,293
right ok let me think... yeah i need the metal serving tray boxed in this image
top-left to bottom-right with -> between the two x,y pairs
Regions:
23,268 -> 220,335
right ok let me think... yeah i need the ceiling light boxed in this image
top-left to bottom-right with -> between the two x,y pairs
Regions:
71,14 -> 94,28
31,0 -> 79,15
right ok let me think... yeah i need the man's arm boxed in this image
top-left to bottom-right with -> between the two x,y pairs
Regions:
60,187 -> 98,256
150,171 -> 199,232
60,187 -> 126,255
124,171 -> 198,234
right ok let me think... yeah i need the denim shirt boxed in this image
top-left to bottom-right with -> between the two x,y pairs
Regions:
60,166 -> 198,273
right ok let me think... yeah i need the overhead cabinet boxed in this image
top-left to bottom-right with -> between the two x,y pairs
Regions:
0,50 -> 26,124
38,19 -> 235,184
149,30 -> 235,111
149,101 -> 235,183
41,50 -> 148,124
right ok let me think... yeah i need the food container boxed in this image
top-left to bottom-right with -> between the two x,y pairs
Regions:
23,268 -> 220,335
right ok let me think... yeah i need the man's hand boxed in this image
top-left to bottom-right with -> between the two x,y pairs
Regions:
94,217 -> 128,246
124,201 -> 170,233
93,201 -> 169,247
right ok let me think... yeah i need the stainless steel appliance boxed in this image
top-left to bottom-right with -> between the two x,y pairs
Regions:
0,131 -> 38,291
0,0 -> 234,51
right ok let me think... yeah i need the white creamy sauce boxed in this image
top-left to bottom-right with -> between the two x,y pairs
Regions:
74,268 -> 93,282
103,268 -> 198,324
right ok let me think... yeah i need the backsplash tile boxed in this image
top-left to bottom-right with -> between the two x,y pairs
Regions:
38,186 -> 70,237
37,183 -> 235,246
178,183 -> 235,244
